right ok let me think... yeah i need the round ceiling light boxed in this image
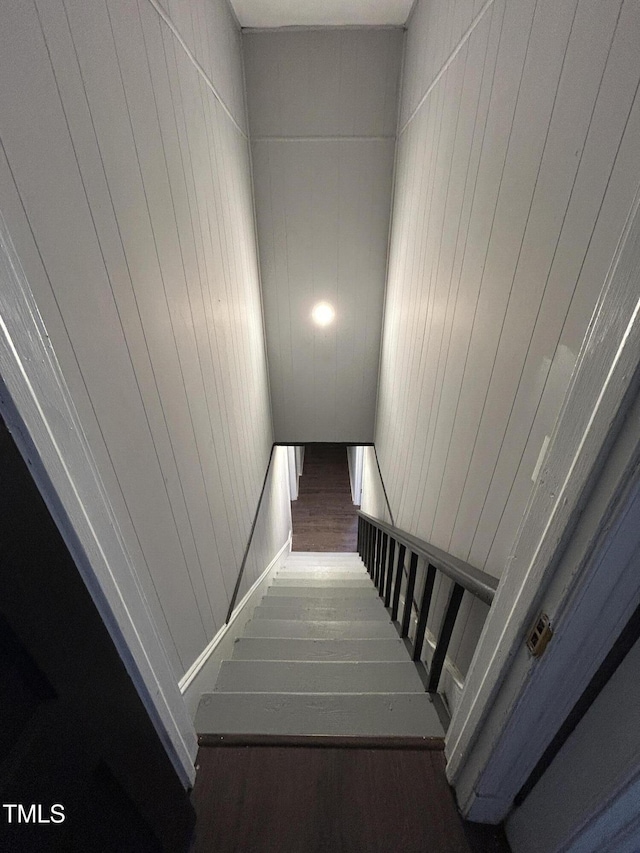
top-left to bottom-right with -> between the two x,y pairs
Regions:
311,301 -> 335,327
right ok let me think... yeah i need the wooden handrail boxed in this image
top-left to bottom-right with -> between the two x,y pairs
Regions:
372,446 -> 395,526
357,510 -> 497,606
225,445 -> 276,624
357,511 -> 498,697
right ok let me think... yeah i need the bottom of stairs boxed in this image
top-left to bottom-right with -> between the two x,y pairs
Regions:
196,691 -> 443,738
189,553 -> 513,853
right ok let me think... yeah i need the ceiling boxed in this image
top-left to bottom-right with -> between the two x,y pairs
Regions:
244,28 -> 403,441
229,0 -> 414,28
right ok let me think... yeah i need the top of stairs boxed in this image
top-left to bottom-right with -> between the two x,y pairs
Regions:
195,552 -> 446,740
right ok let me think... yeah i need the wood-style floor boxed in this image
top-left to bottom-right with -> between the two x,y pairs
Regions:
190,742 -> 511,853
291,444 -> 358,552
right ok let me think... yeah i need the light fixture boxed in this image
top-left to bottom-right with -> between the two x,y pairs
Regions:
311,301 -> 335,327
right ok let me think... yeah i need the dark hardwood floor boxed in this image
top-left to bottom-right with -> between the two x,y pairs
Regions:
190,742 -> 511,853
291,444 -> 358,552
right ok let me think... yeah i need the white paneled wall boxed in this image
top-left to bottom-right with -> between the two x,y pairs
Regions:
375,0 -> 640,574
0,0 -> 291,679
244,29 -> 403,442
238,445 -> 292,605
155,0 -> 247,131
368,0 -> 640,675
361,446 -> 392,523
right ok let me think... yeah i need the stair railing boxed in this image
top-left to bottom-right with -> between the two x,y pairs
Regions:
357,510 -> 498,694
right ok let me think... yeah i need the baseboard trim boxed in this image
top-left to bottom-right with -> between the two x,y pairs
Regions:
179,533 -> 292,693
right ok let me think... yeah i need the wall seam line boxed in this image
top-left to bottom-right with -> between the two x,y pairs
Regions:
251,135 -> 397,141
143,0 -> 248,139
238,18 -> 276,444
399,0 -> 495,137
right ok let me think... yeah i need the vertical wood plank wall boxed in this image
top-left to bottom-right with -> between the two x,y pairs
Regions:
244,29 -> 403,442
365,0 -> 640,677
0,0 -> 291,680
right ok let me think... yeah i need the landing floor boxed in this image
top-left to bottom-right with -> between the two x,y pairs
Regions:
291,444 -> 358,552
191,742 -> 511,852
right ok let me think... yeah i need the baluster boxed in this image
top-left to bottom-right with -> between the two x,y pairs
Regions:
378,533 -> 388,596
365,524 -> 373,575
428,582 -> 465,692
384,538 -> 396,607
413,563 -> 436,663
368,525 -> 375,577
371,527 -> 381,586
401,552 -> 418,638
391,544 -> 406,621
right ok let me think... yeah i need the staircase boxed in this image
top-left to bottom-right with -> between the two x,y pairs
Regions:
195,551 -> 445,738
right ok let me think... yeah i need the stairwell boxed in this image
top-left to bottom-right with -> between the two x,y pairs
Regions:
195,551 -> 445,739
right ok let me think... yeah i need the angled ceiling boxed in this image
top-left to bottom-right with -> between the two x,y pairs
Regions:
229,0 -> 413,28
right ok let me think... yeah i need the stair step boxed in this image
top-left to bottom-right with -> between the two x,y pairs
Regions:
285,552 -> 362,561
243,619 -> 397,639
276,570 -> 369,579
232,638 -> 409,662
265,587 -> 378,599
260,596 -> 386,612
280,563 -> 367,569
271,578 -> 373,588
283,562 -> 366,571
214,661 -> 426,693
195,692 -> 444,737
253,604 -> 390,622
